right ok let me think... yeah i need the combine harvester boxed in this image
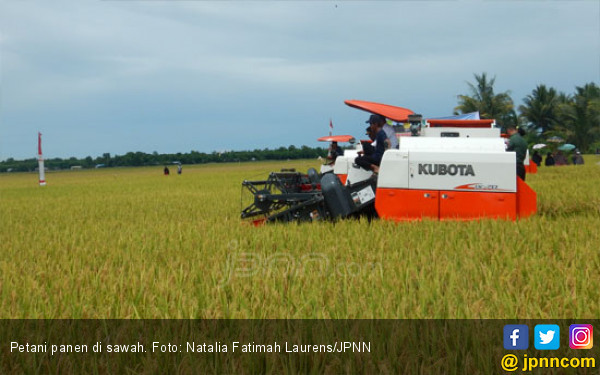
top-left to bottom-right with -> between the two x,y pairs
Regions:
241,100 -> 537,224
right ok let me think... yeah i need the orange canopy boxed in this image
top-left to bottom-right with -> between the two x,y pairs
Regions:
426,119 -> 495,128
317,135 -> 355,143
344,100 -> 414,122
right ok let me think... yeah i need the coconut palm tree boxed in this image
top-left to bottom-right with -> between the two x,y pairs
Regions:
454,73 -> 514,127
555,83 -> 600,152
519,84 -> 560,133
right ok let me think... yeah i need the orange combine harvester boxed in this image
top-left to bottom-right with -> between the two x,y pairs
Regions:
241,100 -> 537,224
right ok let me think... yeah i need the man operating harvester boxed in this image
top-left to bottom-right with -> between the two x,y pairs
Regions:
505,124 -> 527,181
355,114 -> 388,174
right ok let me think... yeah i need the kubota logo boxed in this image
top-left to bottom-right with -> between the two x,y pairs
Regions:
418,163 -> 475,176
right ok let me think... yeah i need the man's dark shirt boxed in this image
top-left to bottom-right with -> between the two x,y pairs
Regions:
507,133 -> 527,164
373,129 -> 388,163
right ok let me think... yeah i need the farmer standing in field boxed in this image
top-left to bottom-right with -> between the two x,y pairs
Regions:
505,124 -> 527,181
573,151 -> 585,165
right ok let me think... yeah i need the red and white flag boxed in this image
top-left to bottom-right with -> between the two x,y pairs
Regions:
38,132 -> 43,156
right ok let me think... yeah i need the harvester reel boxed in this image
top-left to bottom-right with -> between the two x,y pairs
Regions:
241,168 -> 378,223
241,170 -> 325,222
254,189 -> 276,213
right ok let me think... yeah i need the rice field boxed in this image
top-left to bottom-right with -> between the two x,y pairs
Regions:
0,157 -> 599,319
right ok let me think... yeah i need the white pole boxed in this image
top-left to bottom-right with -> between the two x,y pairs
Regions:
38,132 -> 46,186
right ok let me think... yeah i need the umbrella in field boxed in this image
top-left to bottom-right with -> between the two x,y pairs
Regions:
532,143 -> 546,150
558,143 -> 576,151
547,136 -> 564,143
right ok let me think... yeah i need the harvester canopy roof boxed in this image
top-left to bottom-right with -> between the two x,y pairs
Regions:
317,135 -> 355,143
344,100 -> 414,122
426,119 -> 495,128
427,111 -> 480,120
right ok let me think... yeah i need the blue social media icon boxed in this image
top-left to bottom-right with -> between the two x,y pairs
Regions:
504,324 -> 529,350
534,325 -> 560,350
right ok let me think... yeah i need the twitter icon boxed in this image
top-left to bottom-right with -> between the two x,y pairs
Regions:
535,325 -> 560,350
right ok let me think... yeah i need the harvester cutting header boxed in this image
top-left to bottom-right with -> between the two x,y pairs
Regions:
241,100 -> 537,224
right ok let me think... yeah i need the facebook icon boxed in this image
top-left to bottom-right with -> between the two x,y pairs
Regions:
504,325 -> 529,350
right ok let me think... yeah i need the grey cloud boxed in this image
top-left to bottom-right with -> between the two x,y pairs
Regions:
0,1 -> 598,159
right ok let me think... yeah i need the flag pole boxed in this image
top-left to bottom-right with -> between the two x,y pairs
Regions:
38,132 -> 46,186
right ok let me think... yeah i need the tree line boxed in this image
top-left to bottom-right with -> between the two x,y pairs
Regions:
0,146 -> 328,173
455,73 -> 599,152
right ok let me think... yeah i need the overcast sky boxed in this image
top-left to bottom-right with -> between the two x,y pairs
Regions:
1,0 -> 598,160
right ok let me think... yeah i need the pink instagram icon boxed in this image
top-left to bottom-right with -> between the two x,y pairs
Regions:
570,324 -> 593,349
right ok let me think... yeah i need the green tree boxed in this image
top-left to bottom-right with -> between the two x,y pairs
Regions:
519,84 -> 560,133
84,156 -> 94,168
454,73 -> 514,127
500,109 -> 521,130
102,153 -> 111,166
555,82 -> 600,152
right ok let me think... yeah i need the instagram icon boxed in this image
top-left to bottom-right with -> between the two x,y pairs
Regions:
569,324 -> 593,349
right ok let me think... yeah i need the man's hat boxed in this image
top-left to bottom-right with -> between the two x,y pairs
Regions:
365,114 -> 386,124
